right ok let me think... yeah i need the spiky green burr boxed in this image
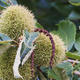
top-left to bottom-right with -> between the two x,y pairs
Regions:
0,47 -> 32,80
34,33 -> 66,66
0,5 -> 36,41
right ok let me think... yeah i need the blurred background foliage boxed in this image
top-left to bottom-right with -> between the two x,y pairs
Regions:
16,0 -> 80,31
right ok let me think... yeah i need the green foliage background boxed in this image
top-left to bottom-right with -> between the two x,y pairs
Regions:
16,0 -> 80,31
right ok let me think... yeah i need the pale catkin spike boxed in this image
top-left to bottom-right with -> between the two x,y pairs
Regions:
13,39 -> 23,79
0,5 -> 36,41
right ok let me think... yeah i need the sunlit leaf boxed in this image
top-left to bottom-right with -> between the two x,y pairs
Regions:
66,52 -> 80,60
69,0 -> 80,6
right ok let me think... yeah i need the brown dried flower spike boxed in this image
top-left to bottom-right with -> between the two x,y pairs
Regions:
31,28 -> 55,77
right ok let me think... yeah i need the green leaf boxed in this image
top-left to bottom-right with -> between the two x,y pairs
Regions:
0,33 -> 13,55
57,20 -> 76,51
28,32 -> 39,47
75,37 -> 80,53
68,11 -> 80,20
36,67 -> 47,80
36,22 -> 43,29
40,66 -> 48,78
48,68 -> 61,80
0,33 -> 12,44
57,62 -> 73,77
0,0 -> 17,10
74,32 -> 80,53
0,0 -> 9,9
66,52 -> 80,60
0,33 -> 11,40
74,63 -> 80,71
48,66 -> 69,80
20,30 -> 39,65
69,0 -> 80,6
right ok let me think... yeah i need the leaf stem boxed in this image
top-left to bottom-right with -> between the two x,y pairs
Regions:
63,59 -> 80,64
